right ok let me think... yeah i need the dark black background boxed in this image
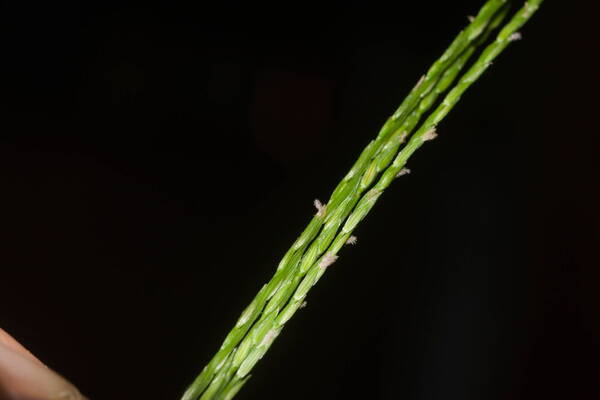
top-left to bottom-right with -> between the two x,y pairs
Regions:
1,1 -> 599,399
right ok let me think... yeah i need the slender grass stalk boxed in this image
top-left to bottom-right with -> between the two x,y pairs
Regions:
182,1 -> 544,399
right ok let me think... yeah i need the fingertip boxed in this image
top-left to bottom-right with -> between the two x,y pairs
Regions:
0,342 -> 86,400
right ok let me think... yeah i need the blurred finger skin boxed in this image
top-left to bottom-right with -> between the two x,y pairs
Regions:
0,329 -> 43,368
0,329 -> 86,400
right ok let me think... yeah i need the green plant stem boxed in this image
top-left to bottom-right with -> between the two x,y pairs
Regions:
181,6 -> 503,400
181,3 -> 506,399
181,1 -> 543,399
